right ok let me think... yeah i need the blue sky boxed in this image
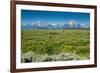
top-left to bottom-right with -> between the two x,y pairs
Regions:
21,10 -> 90,26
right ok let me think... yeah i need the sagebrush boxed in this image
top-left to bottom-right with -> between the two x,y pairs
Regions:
21,29 -> 90,63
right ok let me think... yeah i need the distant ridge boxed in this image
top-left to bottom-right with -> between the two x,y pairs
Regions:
22,21 -> 90,30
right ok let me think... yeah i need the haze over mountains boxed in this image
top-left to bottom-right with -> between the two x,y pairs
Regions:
22,20 -> 90,29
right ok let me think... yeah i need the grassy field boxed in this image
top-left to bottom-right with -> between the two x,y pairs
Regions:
21,29 -> 90,63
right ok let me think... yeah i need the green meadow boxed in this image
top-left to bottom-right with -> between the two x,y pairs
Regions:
21,29 -> 90,63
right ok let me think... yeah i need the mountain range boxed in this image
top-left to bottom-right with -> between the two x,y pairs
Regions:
22,21 -> 90,29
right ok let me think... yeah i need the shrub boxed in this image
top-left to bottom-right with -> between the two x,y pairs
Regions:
21,52 -> 85,63
21,51 -> 36,63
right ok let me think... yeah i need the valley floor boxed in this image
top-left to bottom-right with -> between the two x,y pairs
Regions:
21,29 -> 90,63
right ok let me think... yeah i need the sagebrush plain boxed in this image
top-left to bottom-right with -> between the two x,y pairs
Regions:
21,29 -> 90,63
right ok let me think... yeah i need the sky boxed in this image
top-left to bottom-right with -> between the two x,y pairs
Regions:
21,9 -> 90,26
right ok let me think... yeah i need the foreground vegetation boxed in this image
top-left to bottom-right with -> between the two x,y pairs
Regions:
21,29 -> 90,63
